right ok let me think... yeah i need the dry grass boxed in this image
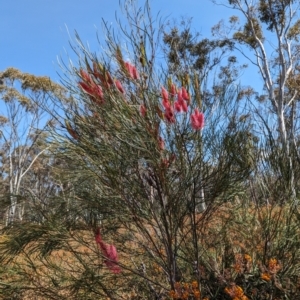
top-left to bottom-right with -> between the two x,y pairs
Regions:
1,203 -> 300,299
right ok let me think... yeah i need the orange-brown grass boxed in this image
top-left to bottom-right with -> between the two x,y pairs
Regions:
1,203 -> 299,299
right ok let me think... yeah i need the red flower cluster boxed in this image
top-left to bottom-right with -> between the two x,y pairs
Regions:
125,62 -> 139,80
174,88 -> 188,113
160,85 -> 204,130
95,228 -> 121,274
78,69 -> 104,104
191,109 -> 204,130
161,87 -> 175,123
170,83 -> 177,96
78,59 -> 142,107
115,79 -> 125,94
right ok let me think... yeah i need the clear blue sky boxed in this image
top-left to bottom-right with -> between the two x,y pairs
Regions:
0,1 -> 236,81
0,0 -> 262,92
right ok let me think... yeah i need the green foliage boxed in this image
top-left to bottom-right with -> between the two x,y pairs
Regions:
258,0 -> 293,31
287,19 -> 300,41
233,17 -> 264,48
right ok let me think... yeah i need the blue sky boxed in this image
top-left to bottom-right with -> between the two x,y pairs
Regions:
0,0 -> 236,83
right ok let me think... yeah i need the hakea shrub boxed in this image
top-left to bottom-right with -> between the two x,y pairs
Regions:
72,61 -> 207,221
57,14 -> 265,298
59,45 -> 297,300
62,51 -> 212,299
59,41 -> 267,299
66,56 -> 206,285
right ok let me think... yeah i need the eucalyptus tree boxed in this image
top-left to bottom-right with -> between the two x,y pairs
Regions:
211,0 -> 300,199
0,68 -> 67,224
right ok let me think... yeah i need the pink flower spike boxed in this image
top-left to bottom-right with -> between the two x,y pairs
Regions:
190,109 -> 204,130
103,244 -> 120,273
174,101 -> 183,112
170,84 -> 177,96
125,62 -> 133,77
79,69 -> 91,83
115,80 -> 125,94
174,90 -> 188,113
164,107 -> 175,123
181,87 -> 190,101
93,85 -> 103,99
162,98 -> 171,110
181,100 -> 188,112
95,228 -> 121,274
78,82 -> 94,95
177,89 -> 183,103
174,100 -> 188,113
140,104 -> 147,117
124,62 -> 139,80
161,87 -> 169,102
131,65 -> 139,80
